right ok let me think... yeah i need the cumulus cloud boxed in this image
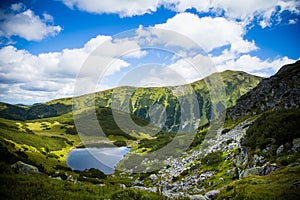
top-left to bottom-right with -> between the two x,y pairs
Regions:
0,35 -> 140,104
155,13 -> 257,53
61,0 -> 300,28
215,54 -> 297,77
62,0 -> 161,17
0,3 -> 62,41
167,54 -> 216,83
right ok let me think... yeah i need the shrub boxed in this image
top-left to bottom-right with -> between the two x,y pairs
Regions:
113,140 -> 127,147
245,108 -> 300,150
201,151 -> 223,167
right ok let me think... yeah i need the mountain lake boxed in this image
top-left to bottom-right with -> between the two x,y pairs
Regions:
66,147 -> 130,174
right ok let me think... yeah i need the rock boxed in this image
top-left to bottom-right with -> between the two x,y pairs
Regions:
192,187 -> 202,194
292,138 -> 300,152
149,174 -> 158,181
261,163 -> 279,175
190,194 -> 206,200
119,184 -> 126,189
240,167 -> 262,178
52,176 -> 62,180
66,174 -> 75,182
262,144 -> 273,154
205,190 -> 220,199
131,186 -> 157,193
11,161 -> 39,174
290,181 -> 300,189
251,154 -> 265,167
219,177 -> 224,181
276,145 -> 284,154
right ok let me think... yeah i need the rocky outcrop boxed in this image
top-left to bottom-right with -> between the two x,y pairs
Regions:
11,161 -> 39,174
227,60 -> 300,120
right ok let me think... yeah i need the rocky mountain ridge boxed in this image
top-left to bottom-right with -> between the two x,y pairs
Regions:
227,60 -> 300,120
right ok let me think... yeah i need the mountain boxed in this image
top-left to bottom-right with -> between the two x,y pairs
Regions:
1,62 -> 299,199
116,61 -> 300,199
0,70 -> 262,130
227,60 -> 300,120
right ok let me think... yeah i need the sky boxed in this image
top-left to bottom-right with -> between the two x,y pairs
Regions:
0,0 -> 299,104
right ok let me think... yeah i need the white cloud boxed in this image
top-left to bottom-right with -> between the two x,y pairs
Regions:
215,54 -> 297,77
61,0 -> 300,28
155,13 -> 257,53
167,54 -> 215,83
0,35 -> 137,104
0,4 -> 62,41
10,3 -> 26,12
62,0 -> 161,17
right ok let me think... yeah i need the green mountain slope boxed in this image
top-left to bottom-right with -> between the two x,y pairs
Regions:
0,70 -> 262,132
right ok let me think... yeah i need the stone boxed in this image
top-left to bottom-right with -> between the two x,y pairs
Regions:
149,174 -> 158,181
240,167 -> 262,178
292,138 -> 300,152
119,184 -> 126,189
190,194 -> 206,200
276,145 -> 284,154
290,181 -> 300,189
11,161 -> 39,174
205,190 -> 220,199
261,163 -> 279,175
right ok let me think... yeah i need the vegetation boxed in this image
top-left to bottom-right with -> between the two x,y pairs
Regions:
217,165 -> 300,200
201,151 -> 223,167
245,108 -> 300,150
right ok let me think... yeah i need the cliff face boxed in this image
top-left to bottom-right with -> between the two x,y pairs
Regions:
227,60 -> 300,120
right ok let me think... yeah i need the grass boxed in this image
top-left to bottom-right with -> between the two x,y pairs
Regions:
0,172 -> 165,200
217,165 -> 300,200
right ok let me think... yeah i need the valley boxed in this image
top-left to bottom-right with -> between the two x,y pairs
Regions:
0,61 -> 300,199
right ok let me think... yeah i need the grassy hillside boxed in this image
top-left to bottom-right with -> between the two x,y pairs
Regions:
0,70 -> 261,130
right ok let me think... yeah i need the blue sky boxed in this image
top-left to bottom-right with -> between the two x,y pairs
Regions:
0,0 -> 299,104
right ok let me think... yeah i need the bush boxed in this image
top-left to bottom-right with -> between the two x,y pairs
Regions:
201,151 -> 223,167
245,108 -> 300,150
65,127 -> 78,135
113,140 -> 127,147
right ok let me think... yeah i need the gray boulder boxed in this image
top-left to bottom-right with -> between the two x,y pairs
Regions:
292,138 -> 300,152
11,161 -> 39,174
190,194 -> 207,200
205,190 -> 220,199
276,145 -> 284,154
240,167 -> 262,178
261,163 -> 279,175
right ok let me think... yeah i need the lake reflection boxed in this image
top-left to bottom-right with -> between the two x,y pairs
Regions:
66,147 -> 130,174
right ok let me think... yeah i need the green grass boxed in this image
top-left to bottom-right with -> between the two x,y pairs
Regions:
217,165 -> 300,200
0,172 -> 165,200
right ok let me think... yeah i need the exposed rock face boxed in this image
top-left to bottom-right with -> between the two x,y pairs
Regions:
11,161 -> 39,174
227,60 -> 300,120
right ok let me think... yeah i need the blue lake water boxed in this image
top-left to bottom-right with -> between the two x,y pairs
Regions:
66,147 -> 130,174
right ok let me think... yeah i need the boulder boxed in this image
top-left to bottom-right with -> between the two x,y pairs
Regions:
190,194 -> 206,200
276,145 -> 284,154
149,174 -> 158,181
292,138 -> 300,152
11,161 -> 39,174
240,167 -> 262,178
261,163 -> 279,175
205,190 -> 220,199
